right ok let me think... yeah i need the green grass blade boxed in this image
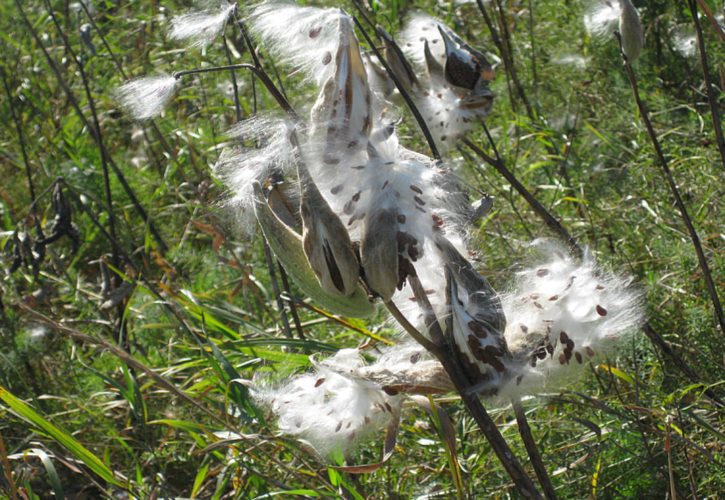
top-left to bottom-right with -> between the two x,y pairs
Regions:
0,385 -> 124,489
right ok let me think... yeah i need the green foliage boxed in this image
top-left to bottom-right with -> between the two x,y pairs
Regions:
0,0 -> 723,498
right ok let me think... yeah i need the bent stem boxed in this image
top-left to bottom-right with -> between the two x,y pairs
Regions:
384,299 -> 542,499
616,32 -> 725,336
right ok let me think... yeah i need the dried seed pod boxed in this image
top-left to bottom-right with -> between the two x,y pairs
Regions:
379,27 -> 419,91
252,182 -> 373,317
619,0 -> 644,61
310,15 -> 372,148
298,165 -> 361,297
360,208 -> 400,301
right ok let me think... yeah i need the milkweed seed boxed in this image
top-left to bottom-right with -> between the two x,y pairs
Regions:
536,268 -> 550,277
315,378 -> 325,387
322,51 -> 332,65
596,305 -> 608,316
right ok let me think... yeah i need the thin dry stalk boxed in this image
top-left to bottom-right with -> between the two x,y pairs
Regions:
0,431 -> 18,500
512,397 -> 557,499
687,0 -> 725,170
617,31 -> 725,336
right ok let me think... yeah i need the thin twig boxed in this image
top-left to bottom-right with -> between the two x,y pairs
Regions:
687,0 -> 725,170
617,31 -> 725,336
462,137 -> 582,257
512,397 -> 557,499
0,431 -> 18,500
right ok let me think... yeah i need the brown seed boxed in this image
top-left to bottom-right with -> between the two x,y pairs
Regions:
397,214 -> 406,224
520,324 -> 529,333
335,421 -> 342,432
560,331 -> 569,343
381,180 -> 389,190
596,284 -> 605,290
548,295 -> 559,301
414,195 -> 426,206
410,352 -> 420,364
364,416 -> 371,425
585,346 -> 596,357
596,305 -> 608,316
322,51 -> 332,65
534,301 -> 543,309
410,184 -> 423,194
530,293 -> 540,300
352,191 -> 361,202
559,353 -> 566,365
330,185 -> 343,195
516,374 -> 524,385
536,268 -> 550,277
315,378 -> 325,387
309,27 -> 322,38
468,320 -> 488,339
575,352 -> 583,364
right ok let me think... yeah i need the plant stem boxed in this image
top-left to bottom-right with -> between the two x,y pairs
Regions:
617,31 -> 725,336
687,0 -> 725,170
512,397 -> 557,499
386,292 -> 542,499
463,137 -> 582,257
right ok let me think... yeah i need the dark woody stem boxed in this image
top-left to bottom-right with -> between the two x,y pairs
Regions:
387,285 -> 542,499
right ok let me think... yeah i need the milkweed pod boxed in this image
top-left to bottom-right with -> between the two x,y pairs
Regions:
423,40 -> 444,80
437,25 -> 494,91
252,182 -> 374,317
360,208 -> 400,301
310,14 -> 372,146
619,0 -> 644,61
379,27 -> 419,90
299,167 -> 361,297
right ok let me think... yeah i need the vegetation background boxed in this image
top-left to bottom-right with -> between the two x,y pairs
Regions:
0,0 -> 723,498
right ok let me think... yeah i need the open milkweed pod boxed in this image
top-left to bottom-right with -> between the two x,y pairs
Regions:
438,237 -> 511,393
618,0 -> 644,61
437,25 -> 495,93
396,14 -> 495,149
309,12 -> 372,152
298,163 -> 361,297
251,182 -> 374,317
378,27 -> 419,92
360,208 -> 401,302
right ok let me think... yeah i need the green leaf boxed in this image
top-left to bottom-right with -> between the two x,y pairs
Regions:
0,385 -> 124,488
